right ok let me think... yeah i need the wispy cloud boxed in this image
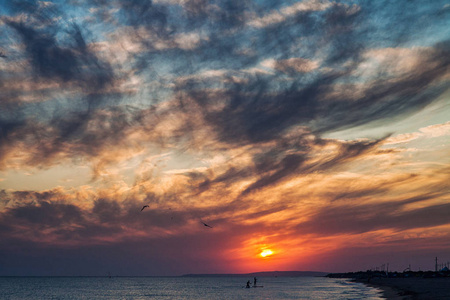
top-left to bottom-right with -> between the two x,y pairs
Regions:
247,0 -> 334,28
261,57 -> 320,74
385,121 -> 450,145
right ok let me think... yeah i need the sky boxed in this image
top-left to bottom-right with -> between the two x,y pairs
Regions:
0,0 -> 449,276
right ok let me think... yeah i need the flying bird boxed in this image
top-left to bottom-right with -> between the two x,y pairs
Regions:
201,220 -> 213,228
141,205 -> 149,211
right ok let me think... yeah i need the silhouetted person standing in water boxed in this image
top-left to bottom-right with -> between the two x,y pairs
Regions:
246,280 -> 250,288
254,277 -> 257,286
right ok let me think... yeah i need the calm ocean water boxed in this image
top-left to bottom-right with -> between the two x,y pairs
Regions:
0,276 -> 384,299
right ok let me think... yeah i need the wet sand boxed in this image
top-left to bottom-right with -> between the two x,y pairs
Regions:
357,277 -> 450,299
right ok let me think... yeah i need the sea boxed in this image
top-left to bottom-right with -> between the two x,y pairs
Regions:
0,276 -> 384,299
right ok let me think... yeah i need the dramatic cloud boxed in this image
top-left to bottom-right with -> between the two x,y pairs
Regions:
0,0 -> 449,275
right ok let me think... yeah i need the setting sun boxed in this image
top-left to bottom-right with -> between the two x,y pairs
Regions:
260,249 -> 274,258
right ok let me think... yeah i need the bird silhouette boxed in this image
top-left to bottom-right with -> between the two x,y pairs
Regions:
141,205 -> 149,211
201,220 -> 213,228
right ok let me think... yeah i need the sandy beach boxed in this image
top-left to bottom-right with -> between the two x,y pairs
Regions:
357,277 -> 450,299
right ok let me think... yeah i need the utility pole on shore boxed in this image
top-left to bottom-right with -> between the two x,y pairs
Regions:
435,257 -> 438,272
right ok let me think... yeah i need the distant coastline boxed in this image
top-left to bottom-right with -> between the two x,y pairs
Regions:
182,271 -> 328,277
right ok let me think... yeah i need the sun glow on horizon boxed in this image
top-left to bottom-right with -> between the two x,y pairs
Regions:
259,249 -> 274,258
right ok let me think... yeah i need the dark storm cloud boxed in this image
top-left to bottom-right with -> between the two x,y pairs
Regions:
195,166 -> 253,193
0,192 -> 120,243
206,0 -> 251,29
0,0 -> 122,168
92,198 -> 121,223
242,154 -> 306,195
119,0 -> 169,36
177,76 -> 319,144
0,118 -> 26,163
297,192 -> 450,236
168,1 -> 449,148
5,21 -> 114,91
0,181 -> 286,247
11,189 -> 63,203
312,138 -> 386,171
46,107 -> 136,156
0,188 -> 222,243
362,0 -> 450,45
241,136 -> 385,195
0,109 -> 120,168
182,0 -> 213,21
188,133 -> 385,197
11,201 -> 83,227
321,3 -> 365,65
315,43 -> 450,134
1,0 -> 449,172
179,41 -> 449,147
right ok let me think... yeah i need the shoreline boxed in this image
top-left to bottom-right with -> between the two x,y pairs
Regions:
354,278 -> 414,300
354,277 -> 450,299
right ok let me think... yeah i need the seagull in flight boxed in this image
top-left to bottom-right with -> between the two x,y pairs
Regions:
201,220 -> 213,228
141,205 -> 149,212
